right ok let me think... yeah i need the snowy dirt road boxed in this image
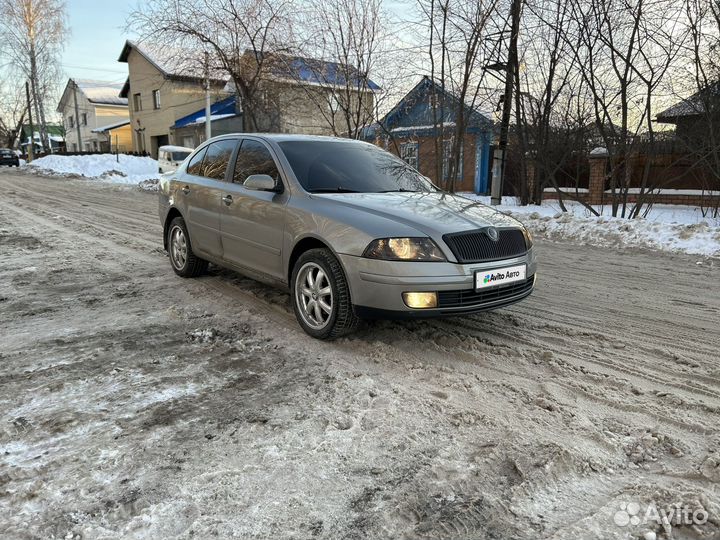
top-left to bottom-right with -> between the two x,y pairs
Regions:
1,169 -> 719,540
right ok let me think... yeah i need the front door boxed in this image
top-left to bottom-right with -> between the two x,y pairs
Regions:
219,138 -> 288,280
174,139 -> 238,260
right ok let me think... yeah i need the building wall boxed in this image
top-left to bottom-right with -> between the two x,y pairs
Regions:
124,48 -> 225,157
382,133 -> 479,192
274,83 -> 375,136
60,92 -> 128,151
97,124 -> 133,152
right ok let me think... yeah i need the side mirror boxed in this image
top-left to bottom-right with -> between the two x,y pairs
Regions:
244,174 -> 280,192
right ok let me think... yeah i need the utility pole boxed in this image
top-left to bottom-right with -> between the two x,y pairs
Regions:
25,81 -> 34,162
490,0 -> 523,206
204,51 -> 212,141
72,81 -> 83,152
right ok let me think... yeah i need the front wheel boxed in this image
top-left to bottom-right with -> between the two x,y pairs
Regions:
291,248 -> 359,340
167,216 -> 208,277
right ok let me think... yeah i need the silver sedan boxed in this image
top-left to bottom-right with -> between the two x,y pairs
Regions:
159,134 -> 536,339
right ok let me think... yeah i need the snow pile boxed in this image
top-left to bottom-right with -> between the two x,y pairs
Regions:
26,154 -> 159,186
460,193 -> 720,258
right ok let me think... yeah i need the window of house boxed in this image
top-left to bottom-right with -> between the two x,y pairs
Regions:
186,147 -> 208,176
68,116 -> 74,128
233,139 -> 281,184
81,113 -> 87,126
400,142 -> 419,170
442,139 -> 463,182
133,93 -> 142,112
152,89 -> 161,109
202,139 -> 238,180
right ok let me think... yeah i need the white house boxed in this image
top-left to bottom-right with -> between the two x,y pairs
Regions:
57,79 -> 129,151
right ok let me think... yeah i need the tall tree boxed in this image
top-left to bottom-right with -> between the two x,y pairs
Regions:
566,0 -> 684,217
290,0 -> 389,139
129,0 -> 295,132
418,0 -> 501,191
0,0 -> 67,153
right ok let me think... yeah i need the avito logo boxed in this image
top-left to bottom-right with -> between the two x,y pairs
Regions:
484,269 -> 521,284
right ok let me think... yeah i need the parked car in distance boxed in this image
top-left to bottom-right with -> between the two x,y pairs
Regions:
158,145 -> 193,173
158,134 -> 536,339
0,148 -> 20,167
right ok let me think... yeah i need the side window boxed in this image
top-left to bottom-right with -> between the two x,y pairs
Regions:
186,147 -> 207,176
233,139 -> 281,184
202,139 -> 238,180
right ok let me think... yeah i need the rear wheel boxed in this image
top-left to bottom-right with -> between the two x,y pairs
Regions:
291,248 -> 359,339
167,216 -> 207,277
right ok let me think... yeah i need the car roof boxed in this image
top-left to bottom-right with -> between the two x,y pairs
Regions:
159,145 -> 193,152
220,133 -> 369,145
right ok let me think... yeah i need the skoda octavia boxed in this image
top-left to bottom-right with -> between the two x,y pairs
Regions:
158,134 -> 536,339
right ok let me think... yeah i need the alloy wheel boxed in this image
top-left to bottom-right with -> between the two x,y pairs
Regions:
295,262 -> 333,330
170,225 -> 187,270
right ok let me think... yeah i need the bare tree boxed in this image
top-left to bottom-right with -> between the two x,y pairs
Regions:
0,79 -> 28,148
417,0 -> 501,191
287,0 -> 389,139
0,0 -> 67,153
514,0 -> 597,208
674,0 -> 720,217
129,0 -> 295,132
566,0 -> 685,217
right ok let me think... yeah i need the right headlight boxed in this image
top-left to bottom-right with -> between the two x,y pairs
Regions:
363,237 -> 446,262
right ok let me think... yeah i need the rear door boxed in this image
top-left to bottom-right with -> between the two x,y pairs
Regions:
173,139 -> 239,259
219,139 -> 288,280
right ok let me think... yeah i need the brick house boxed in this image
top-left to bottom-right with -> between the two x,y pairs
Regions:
362,77 -> 494,193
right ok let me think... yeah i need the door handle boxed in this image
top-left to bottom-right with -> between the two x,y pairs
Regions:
181,185 -> 190,195
222,195 -> 233,205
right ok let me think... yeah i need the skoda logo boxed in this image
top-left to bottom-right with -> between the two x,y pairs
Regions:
486,227 -> 499,242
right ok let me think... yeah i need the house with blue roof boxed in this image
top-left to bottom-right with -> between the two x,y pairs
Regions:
119,40 -> 379,153
362,77 -> 494,194
236,51 -> 379,136
170,95 -> 242,149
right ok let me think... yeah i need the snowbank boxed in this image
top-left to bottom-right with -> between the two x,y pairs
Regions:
459,193 -> 720,258
26,154 -> 159,186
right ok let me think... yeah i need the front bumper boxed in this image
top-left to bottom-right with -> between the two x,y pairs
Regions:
339,248 -> 537,318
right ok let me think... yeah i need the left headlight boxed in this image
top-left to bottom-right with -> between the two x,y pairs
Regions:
522,227 -> 533,249
363,237 -> 446,262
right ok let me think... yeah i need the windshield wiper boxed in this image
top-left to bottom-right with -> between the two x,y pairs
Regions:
377,188 -> 418,193
310,187 -> 360,193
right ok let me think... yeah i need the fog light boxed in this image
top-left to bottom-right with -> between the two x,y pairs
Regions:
402,292 -> 438,309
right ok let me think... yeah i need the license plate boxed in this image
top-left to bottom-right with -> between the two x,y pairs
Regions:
475,264 -> 526,290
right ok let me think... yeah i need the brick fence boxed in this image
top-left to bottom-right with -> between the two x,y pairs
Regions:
543,149 -> 720,207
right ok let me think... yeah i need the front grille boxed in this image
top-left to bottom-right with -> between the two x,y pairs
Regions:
437,276 -> 535,309
443,228 -> 527,263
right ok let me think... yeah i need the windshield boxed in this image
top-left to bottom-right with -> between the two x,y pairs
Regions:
171,151 -> 191,161
278,140 -> 438,194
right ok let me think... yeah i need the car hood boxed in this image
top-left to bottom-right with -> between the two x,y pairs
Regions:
313,191 -> 524,237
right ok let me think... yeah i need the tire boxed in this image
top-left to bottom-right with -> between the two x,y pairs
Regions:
167,216 -> 208,278
291,248 -> 359,340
